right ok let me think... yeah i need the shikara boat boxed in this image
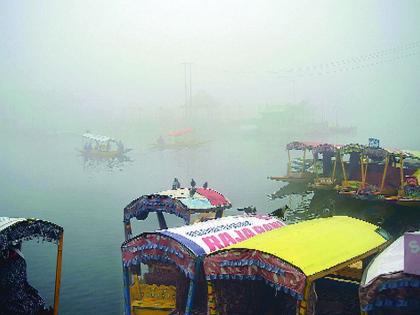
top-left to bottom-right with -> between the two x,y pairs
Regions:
0,217 -> 64,315
336,143 -> 367,195
121,215 -> 285,315
269,141 -> 320,183
309,143 -> 342,190
359,231 -> 420,314
81,132 -> 130,159
343,147 -> 420,207
152,128 -> 208,151
123,183 -> 232,241
384,150 -> 420,208
204,216 -> 390,315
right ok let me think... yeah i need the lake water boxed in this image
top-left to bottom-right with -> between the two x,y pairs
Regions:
1,122 -> 418,314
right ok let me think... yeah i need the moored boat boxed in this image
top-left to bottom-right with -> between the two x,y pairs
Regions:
121,215 -> 286,315
309,143 -> 342,190
269,141 -> 320,183
0,217 -> 64,315
203,216 -> 390,315
152,128 -> 208,151
359,231 -> 420,314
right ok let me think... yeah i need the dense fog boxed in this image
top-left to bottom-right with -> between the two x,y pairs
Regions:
1,1 -> 419,314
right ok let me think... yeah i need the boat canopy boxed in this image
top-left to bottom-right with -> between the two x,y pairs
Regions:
82,132 -> 114,143
340,143 -> 366,154
312,143 -> 342,155
167,128 -> 193,137
286,141 -> 322,151
121,215 -> 285,279
359,232 -> 420,312
0,217 -> 63,251
363,147 -> 389,160
204,216 -> 389,300
123,187 -> 231,225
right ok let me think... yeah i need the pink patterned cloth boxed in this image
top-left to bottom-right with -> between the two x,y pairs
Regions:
196,188 -> 230,207
204,249 -> 306,299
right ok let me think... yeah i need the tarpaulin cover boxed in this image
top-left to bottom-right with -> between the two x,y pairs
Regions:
121,215 -> 285,279
359,232 -> 420,311
123,188 -> 231,224
363,235 -> 406,285
204,216 -> 388,300
0,217 -> 63,251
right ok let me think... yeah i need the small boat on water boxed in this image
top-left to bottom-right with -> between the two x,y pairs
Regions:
152,128 -> 208,151
359,231 -> 420,314
121,215 -> 285,315
203,216 -> 390,315
337,145 -> 420,208
268,141 -> 319,183
383,150 -> 420,208
269,139 -> 420,209
81,132 -> 130,159
0,217 -> 64,315
335,143 -> 367,195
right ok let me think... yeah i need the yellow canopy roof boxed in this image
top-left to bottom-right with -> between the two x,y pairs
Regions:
225,216 -> 388,277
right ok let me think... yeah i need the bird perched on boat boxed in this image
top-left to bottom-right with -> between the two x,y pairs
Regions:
203,181 -> 208,189
172,178 -> 181,190
191,178 -> 196,188
270,205 -> 289,219
237,206 -> 257,214
189,187 -> 197,197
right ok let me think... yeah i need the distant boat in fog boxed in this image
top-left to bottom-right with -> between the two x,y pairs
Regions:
151,128 -> 209,151
80,132 -> 131,159
79,132 -> 132,170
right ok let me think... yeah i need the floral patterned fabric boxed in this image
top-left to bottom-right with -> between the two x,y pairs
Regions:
122,233 -> 197,279
340,143 -> 365,154
0,218 -> 63,251
359,272 -> 420,312
204,249 -> 306,300
123,191 -> 231,225
312,143 -> 341,155
286,141 -> 321,151
0,250 -> 48,315
123,194 -> 192,224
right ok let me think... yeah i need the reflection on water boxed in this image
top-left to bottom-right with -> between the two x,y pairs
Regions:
270,184 -> 420,238
81,152 -> 133,172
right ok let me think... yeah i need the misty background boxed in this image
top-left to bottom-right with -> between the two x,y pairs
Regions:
1,1 -> 420,314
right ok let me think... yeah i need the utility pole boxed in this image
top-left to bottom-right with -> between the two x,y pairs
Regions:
181,62 -> 193,110
189,64 -> 192,108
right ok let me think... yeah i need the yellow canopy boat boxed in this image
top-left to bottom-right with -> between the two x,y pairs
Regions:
204,216 -> 390,315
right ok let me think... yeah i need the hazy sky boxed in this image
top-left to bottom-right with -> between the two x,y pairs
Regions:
1,1 -> 420,140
